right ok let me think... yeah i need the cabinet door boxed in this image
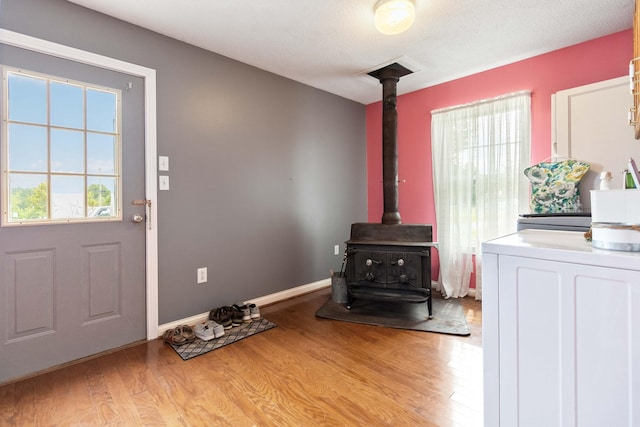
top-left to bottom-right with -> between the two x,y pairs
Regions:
498,255 -> 640,427
553,76 -> 640,208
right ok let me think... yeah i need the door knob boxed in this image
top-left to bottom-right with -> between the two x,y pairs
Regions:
131,199 -> 152,230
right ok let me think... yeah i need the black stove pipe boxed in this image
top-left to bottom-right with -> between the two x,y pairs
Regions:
368,63 -> 413,225
380,71 -> 401,225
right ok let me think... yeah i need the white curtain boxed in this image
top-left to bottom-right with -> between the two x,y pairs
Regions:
431,91 -> 531,300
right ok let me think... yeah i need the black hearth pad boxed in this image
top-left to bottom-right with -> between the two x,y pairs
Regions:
314,293 -> 470,336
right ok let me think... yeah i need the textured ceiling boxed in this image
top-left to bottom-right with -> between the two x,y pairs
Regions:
66,0 -> 634,105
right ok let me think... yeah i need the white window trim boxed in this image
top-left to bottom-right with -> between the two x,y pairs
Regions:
0,29 -> 159,340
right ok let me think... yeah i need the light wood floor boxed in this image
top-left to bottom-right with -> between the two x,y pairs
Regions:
0,288 -> 483,426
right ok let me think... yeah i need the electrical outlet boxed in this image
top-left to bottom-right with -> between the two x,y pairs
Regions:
197,267 -> 207,284
334,244 -> 340,255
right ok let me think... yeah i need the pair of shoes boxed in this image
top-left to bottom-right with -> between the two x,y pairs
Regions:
209,306 -> 233,329
162,325 -> 195,345
232,303 -> 252,323
163,328 -> 186,346
194,320 -> 225,341
217,305 -> 245,327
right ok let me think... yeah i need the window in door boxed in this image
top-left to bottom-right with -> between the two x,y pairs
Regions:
1,67 -> 122,225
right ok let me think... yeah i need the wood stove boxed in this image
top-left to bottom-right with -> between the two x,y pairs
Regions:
344,62 -> 433,316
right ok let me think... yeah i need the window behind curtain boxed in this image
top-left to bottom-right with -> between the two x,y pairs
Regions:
431,91 -> 531,299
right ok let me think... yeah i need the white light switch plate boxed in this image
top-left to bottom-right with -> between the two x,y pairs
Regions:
159,175 -> 170,190
158,156 -> 169,171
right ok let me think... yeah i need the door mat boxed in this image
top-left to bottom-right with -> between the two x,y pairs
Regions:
315,293 -> 470,336
167,318 -> 277,360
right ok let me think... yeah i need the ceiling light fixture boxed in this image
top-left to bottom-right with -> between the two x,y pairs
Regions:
374,0 -> 415,35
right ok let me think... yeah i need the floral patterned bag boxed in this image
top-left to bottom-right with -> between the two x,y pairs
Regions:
523,160 -> 590,213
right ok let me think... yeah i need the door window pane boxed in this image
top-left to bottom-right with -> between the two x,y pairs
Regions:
8,73 -> 46,124
87,176 -> 116,216
87,89 -> 117,133
87,133 -> 116,174
8,174 -> 48,221
8,123 -> 48,172
51,175 -> 85,219
2,67 -> 121,225
50,81 -> 84,129
51,129 -> 84,173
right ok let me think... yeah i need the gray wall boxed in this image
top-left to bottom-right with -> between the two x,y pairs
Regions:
0,0 -> 367,324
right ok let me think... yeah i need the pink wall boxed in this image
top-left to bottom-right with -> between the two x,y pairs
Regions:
365,29 -> 632,280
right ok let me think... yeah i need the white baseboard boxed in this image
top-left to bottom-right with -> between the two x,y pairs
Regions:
157,278 -> 331,337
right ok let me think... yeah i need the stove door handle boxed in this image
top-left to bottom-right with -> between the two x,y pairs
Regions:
365,258 -> 382,266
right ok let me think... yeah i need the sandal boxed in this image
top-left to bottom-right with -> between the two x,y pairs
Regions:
178,325 -> 196,342
162,327 -> 187,346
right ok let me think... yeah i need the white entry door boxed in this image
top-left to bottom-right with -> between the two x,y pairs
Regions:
0,44 -> 147,383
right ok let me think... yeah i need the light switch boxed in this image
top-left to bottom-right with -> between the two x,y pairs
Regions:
158,156 -> 169,171
159,175 -> 170,190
